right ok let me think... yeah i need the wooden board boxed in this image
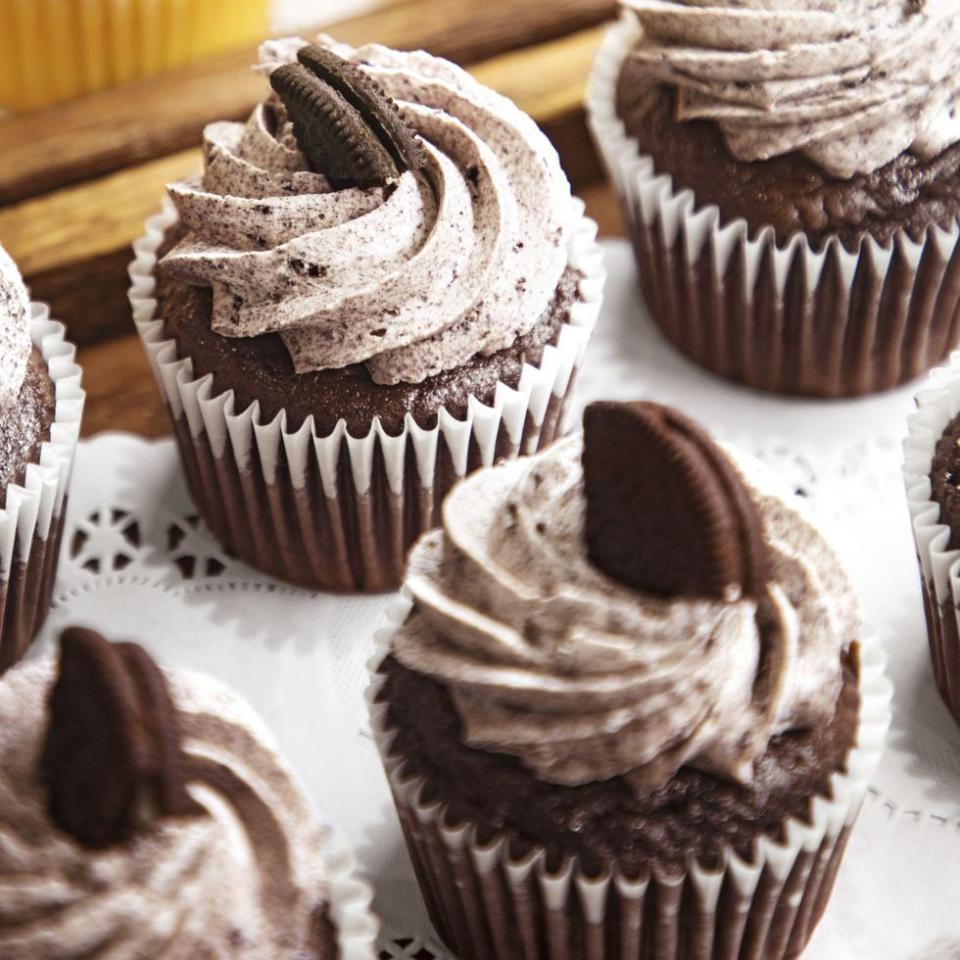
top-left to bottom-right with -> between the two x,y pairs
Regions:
0,2 -> 627,442
0,0 -> 616,206
0,27 -> 608,347
2,150 -> 200,346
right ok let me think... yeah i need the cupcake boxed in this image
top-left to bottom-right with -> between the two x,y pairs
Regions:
369,401 -> 890,960
904,354 -> 960,725
0,246 -> 83,675
588,2 -> 960,398
0,626 -> 377,957
0,0 -> 270,112
130,35 -> 603,593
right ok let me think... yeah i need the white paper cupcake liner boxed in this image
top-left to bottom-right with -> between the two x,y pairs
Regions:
320,822 -> 379,959
366,586 -> 891,960
587,11 -> 960,399
903,352 -> 960,723
129,199 -> 604,592
0,309 -> 83,673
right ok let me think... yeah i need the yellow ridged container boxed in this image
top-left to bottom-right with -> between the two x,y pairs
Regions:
0,0 -> 270,112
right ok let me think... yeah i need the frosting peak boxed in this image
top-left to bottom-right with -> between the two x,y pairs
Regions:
0,246 -> 33,411
623,0 -> 960,178
392,435 -> 859,793
161,36 -> 574,384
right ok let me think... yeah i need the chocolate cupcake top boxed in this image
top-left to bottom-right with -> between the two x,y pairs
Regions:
622,0 -> 960,178
0,630 -> 335,959
161,36 -> 574,386
0,245 -> 33,411
392,402 -> 858,794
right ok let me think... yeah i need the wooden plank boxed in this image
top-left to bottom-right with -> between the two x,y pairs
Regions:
0,0 -> 615,206
341,0 -> 614,65
580,179 -> 625,238
78,335 -> 172,439
0,27 -> 607,348
472,28 -> 605,188
2,150 -> 201,346
4,150 -> 198,280
78,179 -> 626,440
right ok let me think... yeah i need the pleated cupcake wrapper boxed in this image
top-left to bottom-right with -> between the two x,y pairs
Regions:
587,12 -> 960,398
129,199 -> 604,592
321,826 -> 379,960
366,595 -> 891,960
0,0 -> 270,112
0,310 -> 84,674
903,352 -> 960,724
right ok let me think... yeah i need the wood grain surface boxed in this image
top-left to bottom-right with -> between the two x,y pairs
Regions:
1,150 -> 199,347
0,2 -> 627,440
0,0 -> 616,206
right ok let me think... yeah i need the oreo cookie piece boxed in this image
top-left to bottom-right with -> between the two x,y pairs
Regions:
298,44 -> 425,176
270,45 -> 424,188
42,627 -> 203,849
582,401 -> 770,599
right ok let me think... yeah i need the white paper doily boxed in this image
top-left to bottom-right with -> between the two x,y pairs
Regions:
26,239 -> 957,958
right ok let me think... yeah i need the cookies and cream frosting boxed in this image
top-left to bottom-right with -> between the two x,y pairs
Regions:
0,246 -> 33,411
622,0 -> 960,179
161,36 -> 574,385
392,435 -> 859,794
0,662 -> 334,959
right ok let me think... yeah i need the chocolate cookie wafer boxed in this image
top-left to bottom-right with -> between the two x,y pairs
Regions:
270,45 -> 424,187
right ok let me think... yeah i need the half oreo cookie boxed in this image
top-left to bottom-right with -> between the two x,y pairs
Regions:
270,44 -> 425,187
42,627 -> 203,849
582,401 -> 771,600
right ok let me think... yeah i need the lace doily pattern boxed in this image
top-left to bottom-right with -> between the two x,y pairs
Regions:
379,932 -> 447,960
35,240 -> 960,957
41,424 -> 949,959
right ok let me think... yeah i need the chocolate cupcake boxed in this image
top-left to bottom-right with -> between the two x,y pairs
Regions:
904,355 -> 960,726
368,401 -> 890,960
0,246 -> 83,674
131,36 -> 604,593
588,2 -> 960,397
0,627 -> 377,957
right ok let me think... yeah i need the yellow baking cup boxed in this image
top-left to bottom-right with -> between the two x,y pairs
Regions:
0,0 -> 270,112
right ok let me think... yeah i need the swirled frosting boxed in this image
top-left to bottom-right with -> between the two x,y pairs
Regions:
0,662 -> 335,959
0,246 -> 33,411
622,0 -> 960,179
161,36 -> 573,384
392,435 -> 859,793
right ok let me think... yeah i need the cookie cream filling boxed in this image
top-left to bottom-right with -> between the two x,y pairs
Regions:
0,246 -> 33,411
0,663 -> 334,959
161,36 -> 574,384
392,435 -> 859,794
622,0 -> 960,179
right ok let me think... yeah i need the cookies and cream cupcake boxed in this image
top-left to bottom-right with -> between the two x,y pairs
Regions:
0,246 -> 83,675
369,400 -> 890,960
904,353 -> 960,728
0,627 -> 377,958
131,36 -> 603,593
588,2 -> 960,397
